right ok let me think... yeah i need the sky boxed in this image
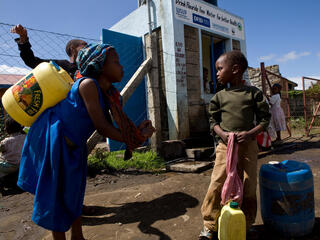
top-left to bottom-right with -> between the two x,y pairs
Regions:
1,0 -> 320,89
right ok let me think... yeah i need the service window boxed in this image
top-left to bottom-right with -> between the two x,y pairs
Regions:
201,32 -> 226,94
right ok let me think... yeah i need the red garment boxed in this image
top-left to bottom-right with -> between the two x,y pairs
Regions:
256,131 -> 272,148
221,133 -> 244,206
75,71 -> 145,152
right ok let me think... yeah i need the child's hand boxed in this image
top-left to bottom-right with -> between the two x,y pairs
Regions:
221,131 -> 230,144
236,131 -> 251,143
138,120 -> 152,130
10,24 -> 28,43
138,120 -> 155,138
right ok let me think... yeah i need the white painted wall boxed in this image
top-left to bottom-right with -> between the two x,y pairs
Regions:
109,0 -> 247,140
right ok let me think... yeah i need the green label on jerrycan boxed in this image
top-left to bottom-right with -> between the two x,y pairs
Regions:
12,73 -> 43,116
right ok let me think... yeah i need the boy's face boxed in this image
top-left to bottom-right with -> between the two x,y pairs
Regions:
215,56 -> 234,85
103,49 -> 124,83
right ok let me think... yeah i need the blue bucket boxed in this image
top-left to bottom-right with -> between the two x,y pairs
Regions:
259,160 -> 314,237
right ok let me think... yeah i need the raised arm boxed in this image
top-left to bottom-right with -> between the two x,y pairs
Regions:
11,24 -> 75,76
78,78 -> 124,142
11,24 -> 49,68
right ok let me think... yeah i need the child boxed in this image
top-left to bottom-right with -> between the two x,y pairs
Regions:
199,51 -> 270,240
0,116 -> 25,178
17,43 -> 155,240
269,83 -> 286,142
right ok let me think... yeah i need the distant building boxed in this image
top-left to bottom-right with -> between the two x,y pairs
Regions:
248,64 -> 297,95
0,74 -> 24,98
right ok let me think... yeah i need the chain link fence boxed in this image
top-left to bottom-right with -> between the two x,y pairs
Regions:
0,22 -> 100,139
301,77 -> 320,136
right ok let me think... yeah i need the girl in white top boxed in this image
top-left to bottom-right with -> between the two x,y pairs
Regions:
269,83 -> 286,141
0,116 -> 26,178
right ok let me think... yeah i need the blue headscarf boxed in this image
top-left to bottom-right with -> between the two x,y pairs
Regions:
76,43 -> 114,79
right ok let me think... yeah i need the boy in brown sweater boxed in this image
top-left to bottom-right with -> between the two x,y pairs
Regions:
199,51 -> 270,240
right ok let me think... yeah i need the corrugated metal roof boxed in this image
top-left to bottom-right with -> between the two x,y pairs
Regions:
0,74 -> 24,86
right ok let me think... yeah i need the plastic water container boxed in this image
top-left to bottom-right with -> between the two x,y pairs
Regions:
259,160 -> 314,237
218,201 -> 246,240
2,61 -> 73,126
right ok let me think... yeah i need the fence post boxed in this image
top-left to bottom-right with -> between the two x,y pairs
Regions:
284,78 -> 291,136
260,62 -> 267,95
302,76 -> 308,136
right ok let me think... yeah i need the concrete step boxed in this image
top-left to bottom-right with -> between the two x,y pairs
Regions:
166,160 -> 213,173
186,147 -> 215,161
182,135 -> 214,148
160,140 -> 186,161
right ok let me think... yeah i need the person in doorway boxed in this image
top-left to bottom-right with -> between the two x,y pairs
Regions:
203,67 -> 211,94
0,116 -> 25,179
199,51 -> 270,240
11,24 -> 87,78
17,43 -> 155,240
269,83 -> 286,143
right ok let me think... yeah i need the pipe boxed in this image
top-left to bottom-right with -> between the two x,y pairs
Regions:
147,0 -> 152,36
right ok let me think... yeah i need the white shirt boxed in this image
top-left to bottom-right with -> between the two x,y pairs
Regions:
0,133 -> 26,165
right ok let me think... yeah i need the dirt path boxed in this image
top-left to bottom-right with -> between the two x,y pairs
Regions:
1,136 -> 320,240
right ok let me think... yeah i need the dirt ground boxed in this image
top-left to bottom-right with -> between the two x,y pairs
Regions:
1,136 -> 320,240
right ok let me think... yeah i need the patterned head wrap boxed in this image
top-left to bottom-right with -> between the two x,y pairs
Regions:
76,43 -> 113,79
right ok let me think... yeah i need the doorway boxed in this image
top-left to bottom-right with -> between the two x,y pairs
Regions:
201,33 -> 226,94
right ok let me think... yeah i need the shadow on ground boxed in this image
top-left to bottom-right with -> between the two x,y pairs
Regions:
0,172 -> 24,196
259,137 -> 320,158
82,192 -> 199,240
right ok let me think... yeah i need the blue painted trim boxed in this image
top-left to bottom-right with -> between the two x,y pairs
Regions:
0,84 -> 12,88
210,36 -> 216,94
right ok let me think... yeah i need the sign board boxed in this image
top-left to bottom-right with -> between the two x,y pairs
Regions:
174,0 -> 245,40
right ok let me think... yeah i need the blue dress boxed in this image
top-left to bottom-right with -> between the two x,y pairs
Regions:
18,78 -> 110,232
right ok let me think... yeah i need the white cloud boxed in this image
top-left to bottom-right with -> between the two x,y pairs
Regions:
317,52 -> 320,58
259,54 -> 276,61
288,75 -> 320,90
277,51 -> 311,62
0,64 -> 30,75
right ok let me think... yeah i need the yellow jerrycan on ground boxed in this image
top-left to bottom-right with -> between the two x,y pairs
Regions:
2,61 -> 73,126
218,201 -> 246,240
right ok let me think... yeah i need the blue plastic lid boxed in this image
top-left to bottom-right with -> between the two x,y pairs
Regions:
230,201 -> 239,209
50,61 -> 61,71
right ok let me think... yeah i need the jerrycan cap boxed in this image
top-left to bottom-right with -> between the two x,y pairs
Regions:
50,61 -> 61,71
230,201 -> 239,209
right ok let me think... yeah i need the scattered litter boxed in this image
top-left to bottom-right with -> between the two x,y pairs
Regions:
23,224 -> 31,232
135,193 -> 142,198
181,214 -> 190,222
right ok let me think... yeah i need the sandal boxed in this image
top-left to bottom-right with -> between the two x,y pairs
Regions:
198,226 -> 218,240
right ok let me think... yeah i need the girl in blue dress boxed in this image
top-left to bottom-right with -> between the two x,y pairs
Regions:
17,43 -> 155,240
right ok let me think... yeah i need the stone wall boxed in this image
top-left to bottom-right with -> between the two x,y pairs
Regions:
184,25 -> 210,136
248,64 -> 289,116
248,65 -> 284,95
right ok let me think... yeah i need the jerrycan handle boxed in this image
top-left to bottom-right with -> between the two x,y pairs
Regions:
50,61 -> 61,71
269,161 -> 287,171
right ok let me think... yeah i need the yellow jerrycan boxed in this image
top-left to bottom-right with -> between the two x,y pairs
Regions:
2,61 -> 73,126
218,201 -> 246,240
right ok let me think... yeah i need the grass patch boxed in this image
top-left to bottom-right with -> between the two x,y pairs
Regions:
290,117 -> 305,129
88,148 -> 165,173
